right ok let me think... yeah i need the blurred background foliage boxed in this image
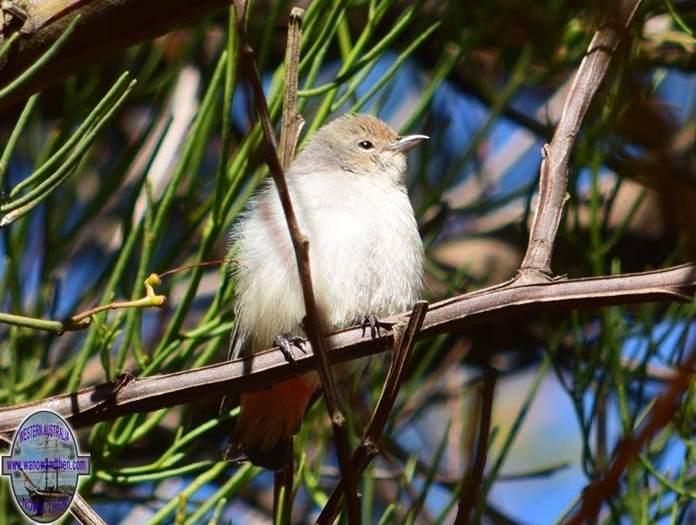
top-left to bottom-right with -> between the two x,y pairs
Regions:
0,0 -> 695,523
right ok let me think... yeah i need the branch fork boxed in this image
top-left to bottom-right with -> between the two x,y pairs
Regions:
516,0 -> 643,283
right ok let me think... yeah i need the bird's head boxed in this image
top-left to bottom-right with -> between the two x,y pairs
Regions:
294,113 -> 428,184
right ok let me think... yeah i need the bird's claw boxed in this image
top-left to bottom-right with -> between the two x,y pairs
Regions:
360,314 -> 389,339
274,334 -> 307,363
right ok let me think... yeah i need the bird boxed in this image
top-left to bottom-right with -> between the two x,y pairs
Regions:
226,113 -> 426,470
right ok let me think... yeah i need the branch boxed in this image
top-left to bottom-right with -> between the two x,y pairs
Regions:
70,494 -> 107,525
2,263 -> 695,435
561,345 -> 696,524
278,7 -> 305,170
272,12 -> 304,524
455,367 -> 496,524
316,301 -> 428,525
0,274 -> 166,333
517,0 -> 643,282
0,0 -> 234,111
231,2 -> 360,522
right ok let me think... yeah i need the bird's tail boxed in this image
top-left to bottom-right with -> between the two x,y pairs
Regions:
228,373 -> 319,471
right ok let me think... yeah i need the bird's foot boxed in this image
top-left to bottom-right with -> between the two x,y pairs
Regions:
360,314 -> 390,339
274,334 -> 307,363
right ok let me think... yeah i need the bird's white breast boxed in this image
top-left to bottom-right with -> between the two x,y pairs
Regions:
232,170 -> 423,351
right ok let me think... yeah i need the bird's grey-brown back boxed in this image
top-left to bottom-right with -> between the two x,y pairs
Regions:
230,113 -> 425,352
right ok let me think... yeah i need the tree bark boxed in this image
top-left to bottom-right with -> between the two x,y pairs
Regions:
0,0 -> 233,110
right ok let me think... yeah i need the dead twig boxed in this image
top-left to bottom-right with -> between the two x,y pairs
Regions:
316,301 -> 428,524
231,2 -> 360,522
70,494 -> 107,525
279,7 -> 305,170
517,0 -> 643,282
455,367 -> 496,524
272,11 -> 304,523
561,345 -> 696,524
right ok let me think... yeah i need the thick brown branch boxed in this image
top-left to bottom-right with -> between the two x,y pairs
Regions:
1,263 -> 695,436
518,0 -> 643,281
0,0 -> 234,111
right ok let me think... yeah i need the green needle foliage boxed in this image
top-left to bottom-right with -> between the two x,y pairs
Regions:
0,0 -> 695,523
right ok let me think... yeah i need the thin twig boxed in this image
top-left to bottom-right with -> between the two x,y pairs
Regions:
271,12 -> 304,523
70,494 -> 107,525
2,263 -> 696,435
517,0 -> 643,282
0,273 -> 166,333
561,345 -> 696,525
69,274 -> 166,324
274,447 -> 294,525
231,2 -> 360,522
596,378 -> 609,474
319,461 -> 568,484
279,7 -> 305,170
157,259 -> 226,278
316,302 -> 429,524
455,367 -> 497,524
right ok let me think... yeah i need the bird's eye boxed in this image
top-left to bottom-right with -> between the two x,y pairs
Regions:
358,140 -> 374,150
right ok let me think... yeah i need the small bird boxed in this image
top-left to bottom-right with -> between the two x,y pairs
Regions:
227,113 -> 426,470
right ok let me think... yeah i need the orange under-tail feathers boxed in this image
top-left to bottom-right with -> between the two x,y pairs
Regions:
230,373 -> 318,470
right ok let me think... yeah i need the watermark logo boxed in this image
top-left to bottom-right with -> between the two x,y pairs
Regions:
1,411 -> 90,523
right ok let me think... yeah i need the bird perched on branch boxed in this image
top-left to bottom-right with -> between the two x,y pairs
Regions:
226,113 -> 427,470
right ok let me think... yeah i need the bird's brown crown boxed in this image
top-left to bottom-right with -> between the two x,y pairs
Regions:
321,113 -> 399,145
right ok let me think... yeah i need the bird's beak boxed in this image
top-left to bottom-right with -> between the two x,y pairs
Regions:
385,134 -> 429,153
